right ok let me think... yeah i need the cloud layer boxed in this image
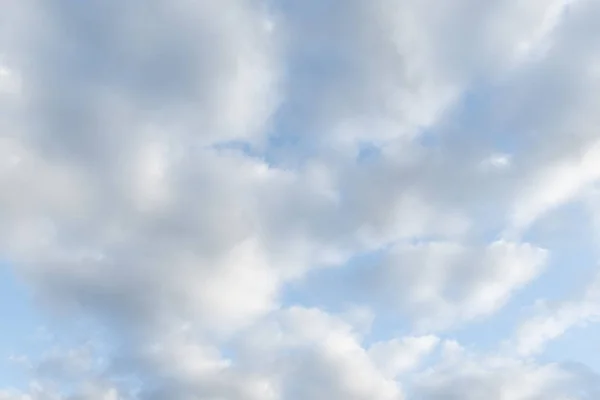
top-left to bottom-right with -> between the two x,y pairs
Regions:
2,0 -> 600,399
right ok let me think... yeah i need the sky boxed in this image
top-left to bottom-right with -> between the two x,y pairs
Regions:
1,0 -> 600,399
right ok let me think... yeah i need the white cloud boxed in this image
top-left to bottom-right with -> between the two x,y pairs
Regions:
271,307 -> 404,400
412,353 -> 580,400
0,65 -> 21,95
481,153 -> 512,171
508,141 -> 600,237
368,335 -> 440,378
511,271 -> 600,357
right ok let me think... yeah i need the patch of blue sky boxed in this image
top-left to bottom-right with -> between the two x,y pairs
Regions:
211,140 -> 255,156
541,323 -> 600,374
280,248 -> 386,310
444,83 -> 524,156
521,200 -> 599,300
0,262 -> 42,389
356,141 -> 382,163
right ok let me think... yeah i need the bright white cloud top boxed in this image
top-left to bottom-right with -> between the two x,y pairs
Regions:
1,0 -> 600,399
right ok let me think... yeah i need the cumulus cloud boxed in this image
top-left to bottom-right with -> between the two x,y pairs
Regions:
1,0 -> 600,398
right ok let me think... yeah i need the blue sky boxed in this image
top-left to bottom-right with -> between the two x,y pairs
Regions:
2,0 -> 600,399
0,263 -> 37,389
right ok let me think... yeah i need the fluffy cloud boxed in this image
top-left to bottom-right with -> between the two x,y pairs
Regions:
2,0 -> 600,399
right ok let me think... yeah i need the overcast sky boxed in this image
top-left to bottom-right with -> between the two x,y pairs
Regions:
2,0 -> 600,399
